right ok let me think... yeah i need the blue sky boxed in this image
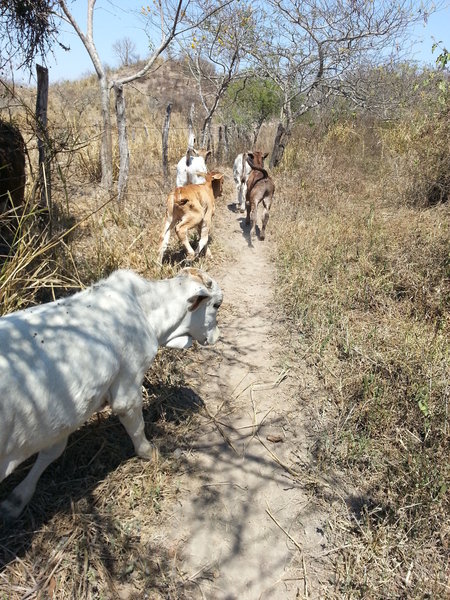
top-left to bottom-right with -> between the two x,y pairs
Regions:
45,1 -> 152,81
20,0 -> 450,82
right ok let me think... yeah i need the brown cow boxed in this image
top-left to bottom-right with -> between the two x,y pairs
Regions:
245,151 -> 275,241
158,172 -> 224,263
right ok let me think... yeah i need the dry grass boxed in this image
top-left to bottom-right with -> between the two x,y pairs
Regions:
271,113 -> 449,598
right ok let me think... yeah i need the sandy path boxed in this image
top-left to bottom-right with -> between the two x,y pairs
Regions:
165,184 -> 333,599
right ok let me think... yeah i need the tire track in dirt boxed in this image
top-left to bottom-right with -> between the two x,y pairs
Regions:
164,178 -> 334,599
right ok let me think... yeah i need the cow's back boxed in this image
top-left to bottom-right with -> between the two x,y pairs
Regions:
0,271 -> 156,458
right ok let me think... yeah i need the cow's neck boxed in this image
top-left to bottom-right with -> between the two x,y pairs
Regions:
136,278 -> 192,345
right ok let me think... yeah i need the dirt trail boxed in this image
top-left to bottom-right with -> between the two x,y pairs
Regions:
165,184 -> 334,599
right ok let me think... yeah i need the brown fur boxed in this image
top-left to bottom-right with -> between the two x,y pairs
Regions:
158,172 -> 224,263
181,267 -> 213,289
245,152 -> 275,241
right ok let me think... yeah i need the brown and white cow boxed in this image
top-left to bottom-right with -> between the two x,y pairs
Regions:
245,151 -> 275,241
158,172 -> 224,263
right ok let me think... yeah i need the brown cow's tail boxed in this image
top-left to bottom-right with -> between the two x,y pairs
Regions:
246,155 -> 268,179
173,187 -> 190,207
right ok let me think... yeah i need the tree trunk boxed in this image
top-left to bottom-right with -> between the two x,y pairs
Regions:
200,115 -> 212,149
188,103 -> 195,145
35,64 -> 51,223
162,102 -> 172,181
270,122 -> 291,169
224,125 -> 229,160
114,83 -> 129,203
99,76 -> 113,192
217,126 -> 223,163
252,119 -> 263,148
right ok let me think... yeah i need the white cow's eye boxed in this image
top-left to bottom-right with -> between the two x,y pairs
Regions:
213,302 -> 221,310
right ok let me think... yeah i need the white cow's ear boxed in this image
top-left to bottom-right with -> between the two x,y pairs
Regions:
188,290 -> 210,312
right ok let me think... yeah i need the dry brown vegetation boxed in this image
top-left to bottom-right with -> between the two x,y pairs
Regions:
272,106 -> 449,596
0,61 -> 449,599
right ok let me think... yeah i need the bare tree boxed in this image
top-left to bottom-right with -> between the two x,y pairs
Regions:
253,0 -> 436,167
185,3 -> 257,148
112,37 -> 139,68
58,0 -> 233,196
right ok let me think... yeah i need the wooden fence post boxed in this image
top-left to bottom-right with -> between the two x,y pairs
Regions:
217,126 -> 223,163
35,64 -> 51,223
162,102 -> 172,180
224,124 -> 229,161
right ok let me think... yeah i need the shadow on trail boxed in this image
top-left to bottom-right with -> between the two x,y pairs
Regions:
226,200 -> 254,247
237,215 -> 254,248
227,202 -> 239,213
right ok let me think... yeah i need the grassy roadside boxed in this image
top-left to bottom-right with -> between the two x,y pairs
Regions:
271,115 -> 449,597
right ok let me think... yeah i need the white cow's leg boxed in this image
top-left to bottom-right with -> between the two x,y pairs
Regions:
238,182 -> 247,213
158,217 -> 172,264
110,390 -> 157,461
1,438 -> 68,521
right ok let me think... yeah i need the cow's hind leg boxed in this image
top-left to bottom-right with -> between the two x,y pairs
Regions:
158,216 -> 173,264
175,215 -> 201,260
196,207 -> 213,257
245,205 -> 250,226
0,438 -> 68,522
249,198 -> 258,240
196,221 -> 211,257
260,202 -> 270,240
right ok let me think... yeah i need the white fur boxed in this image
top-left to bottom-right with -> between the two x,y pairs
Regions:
233,153 -> 252,213
176,154 -> 208,187
0,268 -> 222,520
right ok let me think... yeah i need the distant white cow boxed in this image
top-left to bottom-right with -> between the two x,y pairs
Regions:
233,152 -> 252,213
176,134 -> 211,187
0,267 -> 222,521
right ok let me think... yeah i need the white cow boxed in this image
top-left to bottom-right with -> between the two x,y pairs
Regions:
0,267 -> 222,521
176,147 -> 211,187
233,152 -> 252,213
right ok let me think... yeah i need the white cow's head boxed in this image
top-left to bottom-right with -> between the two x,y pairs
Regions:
164,268 -> 223,349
